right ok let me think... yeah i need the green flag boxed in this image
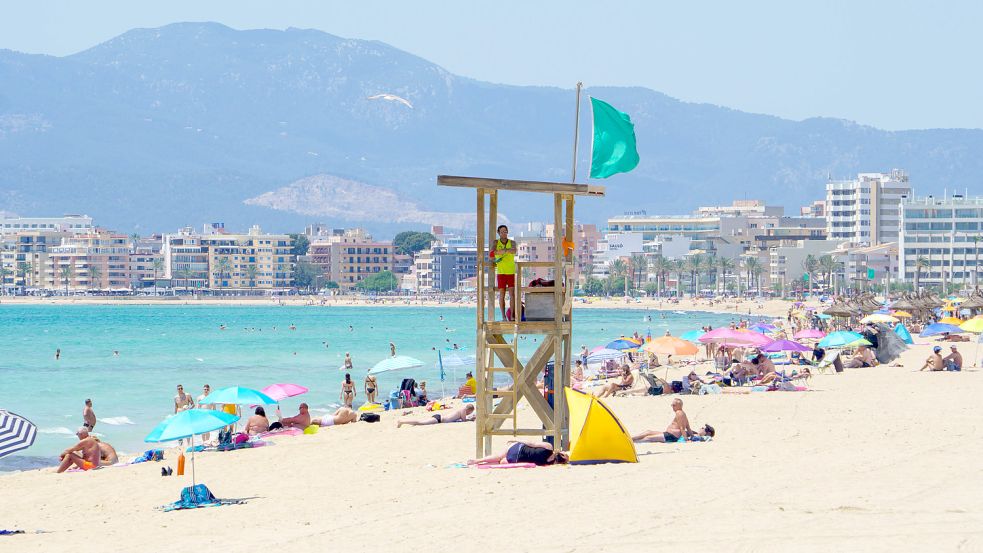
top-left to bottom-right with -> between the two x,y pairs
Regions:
589,97 -> 640,179
867,268 -> 875,280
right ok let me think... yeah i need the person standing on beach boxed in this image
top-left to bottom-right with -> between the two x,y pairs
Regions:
492,224 -> 517,321
197,384 -> 214,441
82,399 -> 96,432
364,371 -> 378,404
341,373 -> 356,408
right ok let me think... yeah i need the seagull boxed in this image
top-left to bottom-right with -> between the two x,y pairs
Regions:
367,93 -> 413,109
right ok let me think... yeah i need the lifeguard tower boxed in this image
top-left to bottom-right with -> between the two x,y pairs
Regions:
437,175 -> 604,456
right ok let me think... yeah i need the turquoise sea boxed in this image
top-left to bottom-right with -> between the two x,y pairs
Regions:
0,304 -> 744,470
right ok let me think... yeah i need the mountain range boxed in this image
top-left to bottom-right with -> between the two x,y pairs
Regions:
1,22 -> 981,236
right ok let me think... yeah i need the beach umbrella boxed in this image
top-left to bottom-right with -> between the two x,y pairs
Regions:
586,348 -> 624,365
260,383 -> 308,402
199,386 -> 278,406
815,313 -> 832,320
959,318 -> 983,333
748,323 -> 778,334
679,329 -> 705,342
437,352 -> 475,397
860,314 -> 899,324
938,317 -> 964,326
0,410 -> 37,459
606,338 -> 642,351
698,328 -> 759,346
760,339 -> 812,353
793,329 -> 826,340
642,336 -> 699,356
919,323 -> 965,337
819,331 -> 871,349
893,310 -> 913,318
145,409 -> 240,489
894,323 -> 914,345
368,355 -> 425,375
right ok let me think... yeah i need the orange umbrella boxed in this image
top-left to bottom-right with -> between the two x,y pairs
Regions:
642,336 -> 699,356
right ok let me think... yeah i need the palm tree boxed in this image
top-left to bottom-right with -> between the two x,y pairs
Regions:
972,236 -> 982,289
581,262 -> 595,284
629,254 -> 647,290
914,256 -> 929,291
59,264 -> 74,295
0,265 -> 10,296
151,258 -> 164,295
651,256 -> 671,297
685,255 -> 702,296
699,255 -> 716,295
734,257 -> 745,296
744,257 -> 761,297
801,254 -> 819,298
609,259 -> 628,296
817,255 -> 838,295
213,258 -> 232,290
87,264 -> 102,291
717,257 -> 734,295
246,264 -> 259,288
17,261 -> 31,288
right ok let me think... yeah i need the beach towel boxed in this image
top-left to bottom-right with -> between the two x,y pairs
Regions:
162,484 -> 245,512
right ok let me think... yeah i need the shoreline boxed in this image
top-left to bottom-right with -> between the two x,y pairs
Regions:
0,295 -> 804,319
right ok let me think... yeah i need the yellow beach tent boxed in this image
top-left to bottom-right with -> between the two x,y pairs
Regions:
564,387 -> 637,464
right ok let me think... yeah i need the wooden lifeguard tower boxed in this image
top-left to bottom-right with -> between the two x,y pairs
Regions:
437,175 -> 605,456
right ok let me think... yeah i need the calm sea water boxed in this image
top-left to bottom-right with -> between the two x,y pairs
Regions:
0,304 -> 742,470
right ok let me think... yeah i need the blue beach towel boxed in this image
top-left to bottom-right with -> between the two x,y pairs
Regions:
162,484 -> 244,512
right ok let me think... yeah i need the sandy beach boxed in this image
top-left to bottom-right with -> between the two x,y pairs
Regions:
2,335 -> 980,552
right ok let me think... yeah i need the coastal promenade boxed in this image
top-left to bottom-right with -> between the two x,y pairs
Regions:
1,334 -> 980,552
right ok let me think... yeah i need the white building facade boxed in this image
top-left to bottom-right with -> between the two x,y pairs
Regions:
899,194 -> 983,290
826,170 -> 911,246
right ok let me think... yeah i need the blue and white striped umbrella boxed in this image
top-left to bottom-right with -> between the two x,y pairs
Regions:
0,409 -> 38,459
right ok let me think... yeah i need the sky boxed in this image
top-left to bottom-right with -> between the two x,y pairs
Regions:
2,0 -> 981,130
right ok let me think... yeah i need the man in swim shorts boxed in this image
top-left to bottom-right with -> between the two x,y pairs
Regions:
492,224 -> 517,321
279,403 -> 312,429
82,398 -> 96,432
56,429 -> 108,473
312,407 -> 358,427
397,404 -> 475,428
631,398 -> 715,442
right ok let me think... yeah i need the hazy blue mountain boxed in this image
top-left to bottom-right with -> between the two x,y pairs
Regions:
1,22 -> 981,235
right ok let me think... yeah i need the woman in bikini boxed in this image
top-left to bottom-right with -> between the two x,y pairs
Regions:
340,373 -> 355,408
594,365 -> 634,398
364,372 -> 378,404
467,440 -> 569,466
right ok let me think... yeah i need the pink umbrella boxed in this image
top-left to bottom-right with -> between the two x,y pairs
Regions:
793,329 -> 826,340
261,383 -> 309,401
761,339 -> 812,353
699,328 -> 773,347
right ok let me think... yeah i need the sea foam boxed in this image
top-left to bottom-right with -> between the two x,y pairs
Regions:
98,416 -> 136,426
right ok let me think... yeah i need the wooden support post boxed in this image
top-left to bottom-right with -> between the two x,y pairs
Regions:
562,194 -> 574,447
488,191 -> 498,323
475,190 -> 489,457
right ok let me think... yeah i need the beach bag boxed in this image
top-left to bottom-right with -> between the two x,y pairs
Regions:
671,381 -> 683,393
359,413 -> 381,423
180,484 -> 216,506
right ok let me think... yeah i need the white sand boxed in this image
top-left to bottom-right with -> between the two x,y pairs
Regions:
2,337 -> 980,552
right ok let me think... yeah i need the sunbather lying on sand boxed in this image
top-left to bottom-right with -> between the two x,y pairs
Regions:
632,398 -> 715,443
397,404 -> 474,427
312,407 -> 358,427
468,440 -> 569,466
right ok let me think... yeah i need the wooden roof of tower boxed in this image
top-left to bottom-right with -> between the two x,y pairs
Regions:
438,175 -> 605,197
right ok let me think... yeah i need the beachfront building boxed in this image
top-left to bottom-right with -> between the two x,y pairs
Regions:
43,230 -> 131,291
410,230 -> 477,292
696,200 -> 784,218
767,239 -> 841,296
0,230 -> 74,291
825,170 -> 911,246
899,194 -> 983,291
162,227 -> 210,290
307,228 -> 393,289
202,225 -> 293,291
0,214 -> 93,237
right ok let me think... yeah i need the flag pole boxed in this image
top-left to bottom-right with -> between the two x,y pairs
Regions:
571,82 -> 583,183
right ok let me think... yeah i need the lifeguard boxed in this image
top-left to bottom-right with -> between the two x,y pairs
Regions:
491,224 -> 517,320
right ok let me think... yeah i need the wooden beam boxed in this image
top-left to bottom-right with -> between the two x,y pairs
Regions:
438,175 -> 605,197
487,335 -> 556,430
474,189 -> 489,457
487,190 -> 498,322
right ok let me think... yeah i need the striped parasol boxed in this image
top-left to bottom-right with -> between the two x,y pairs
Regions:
0,409 -> 38,459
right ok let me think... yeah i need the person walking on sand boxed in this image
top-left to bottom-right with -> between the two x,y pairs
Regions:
82,399 -> 96,433
341,373 -> 356,408
492,224 -> 517,321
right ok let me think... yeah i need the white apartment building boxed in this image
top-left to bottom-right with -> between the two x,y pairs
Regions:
0,214 -> 93,237
899,194 -> 983,290
826,170 -> 911,246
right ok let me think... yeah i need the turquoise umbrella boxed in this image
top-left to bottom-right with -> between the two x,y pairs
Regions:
818,331 -> 870,349
894,323 -> 914,345
198,386 -> 278,406
369,355 -> 425,375
145,409 -> 240,488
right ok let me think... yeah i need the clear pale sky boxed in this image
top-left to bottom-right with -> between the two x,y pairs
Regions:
3,0 -> 980,130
